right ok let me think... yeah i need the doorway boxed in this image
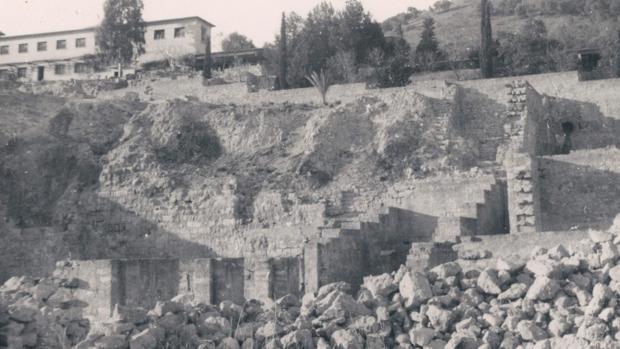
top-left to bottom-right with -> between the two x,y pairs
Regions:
559,121 -> 574,154
37,66 -> 45,81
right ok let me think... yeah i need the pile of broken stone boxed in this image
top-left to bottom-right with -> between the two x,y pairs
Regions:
0,276 -> 90,348
3,225 -> 620,349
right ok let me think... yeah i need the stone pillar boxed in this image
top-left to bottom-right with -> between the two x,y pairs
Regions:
503,80 -> 543,234
303,241 -> 320,294
243,258 -> 272,302
505,153 -> 541,233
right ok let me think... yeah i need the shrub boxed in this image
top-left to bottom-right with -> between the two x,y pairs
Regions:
306,70 -> 331,106
155,119 -> 222,164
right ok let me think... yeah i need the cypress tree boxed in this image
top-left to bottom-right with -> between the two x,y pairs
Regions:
279,12 -> 288,89
480,0 -> 494,78
203,35 -> 212,79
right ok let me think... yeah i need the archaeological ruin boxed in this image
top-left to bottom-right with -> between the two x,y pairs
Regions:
1,70 -> 620,348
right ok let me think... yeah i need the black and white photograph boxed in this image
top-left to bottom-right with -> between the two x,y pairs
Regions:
1,0 -> 620,347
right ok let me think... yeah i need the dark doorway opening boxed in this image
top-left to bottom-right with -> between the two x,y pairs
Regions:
37,66 -> 45,81
560,121 -> 574,154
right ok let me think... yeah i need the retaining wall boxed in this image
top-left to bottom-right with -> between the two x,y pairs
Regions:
57,256 -> 301,320
539,148 -> 620,231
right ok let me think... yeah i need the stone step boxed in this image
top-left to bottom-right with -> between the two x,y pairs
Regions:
434,216 -> 478,242
319,228 -> 342,239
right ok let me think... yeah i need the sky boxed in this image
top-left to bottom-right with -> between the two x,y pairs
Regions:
0,0 -> 435,50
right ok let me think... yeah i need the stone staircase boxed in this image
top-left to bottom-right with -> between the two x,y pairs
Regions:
433,178 -> 508,241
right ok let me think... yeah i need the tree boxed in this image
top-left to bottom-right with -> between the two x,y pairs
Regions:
433,0 -> 453,12
415,17 -> 445,71
264,0 -> 387,88
496,19 -> 560,75
370,37 -> 413,88
480,0 -> 494,78
203,36 -> 212,79
95,0 -> 146,76
616,29 -> 620,77
334,0 -> 385,65
407,7 -> 422,17
221,32 -> 256,52
279,13 -> 288,89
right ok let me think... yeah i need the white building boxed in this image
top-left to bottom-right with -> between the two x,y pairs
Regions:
0,16 -> 214,81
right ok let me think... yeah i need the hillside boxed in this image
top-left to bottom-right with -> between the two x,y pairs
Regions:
0,81 -> 488,279
384,0 -> 616,61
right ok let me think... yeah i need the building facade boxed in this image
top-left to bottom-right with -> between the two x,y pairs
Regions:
0,16 -> 214,81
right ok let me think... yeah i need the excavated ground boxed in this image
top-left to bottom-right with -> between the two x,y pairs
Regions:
0,83 -> 483,267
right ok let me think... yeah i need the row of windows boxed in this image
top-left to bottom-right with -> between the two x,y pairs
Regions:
0,38 -> 86,55
0,63 -> 89,78
1,24 -> 209,56
154,27 -> 186,40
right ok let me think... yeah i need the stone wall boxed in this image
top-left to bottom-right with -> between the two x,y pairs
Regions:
453,229 -> 590,270
539,148 -> 620,231
304,236 -> 367,294
0,226 -> 69,283
504,81 -> 545,234
57,256 -> 304,320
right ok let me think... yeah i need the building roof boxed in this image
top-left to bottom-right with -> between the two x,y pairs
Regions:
0,16 -> 215,42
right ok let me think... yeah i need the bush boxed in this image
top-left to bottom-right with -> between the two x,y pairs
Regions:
155,119 -> 222,164
515,3 -> 529,17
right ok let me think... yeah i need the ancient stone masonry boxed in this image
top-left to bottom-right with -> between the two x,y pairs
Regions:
56,257 -> 302,319
504,81 -> 543,234
4,71 -> 620,343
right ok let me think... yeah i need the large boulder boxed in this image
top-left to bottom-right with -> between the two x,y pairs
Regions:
409,327 -> 436,347
280,329 -> 314,349
362,274 -> 397,298
399,271 -> 433,307
330,329 -> 364,349
95,335 -> 129,349
477,269 -> 502,295
129,329 -> 158,349
526,277 -> 560,301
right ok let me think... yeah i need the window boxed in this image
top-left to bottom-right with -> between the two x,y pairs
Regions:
75,38 -> 86,48
37,42 -> 47,52
174,27 -> 185,38
17,67 -> 28,78
0,46 -> 8,55
56,40 -> 67,49
201,26 -> 207,43
18,44 -> 28,53
154,29 -> 165,40
74,63 -> 88,74
55,64 -> 66,75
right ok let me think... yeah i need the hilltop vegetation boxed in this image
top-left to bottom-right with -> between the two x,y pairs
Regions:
383,0 -> 620,76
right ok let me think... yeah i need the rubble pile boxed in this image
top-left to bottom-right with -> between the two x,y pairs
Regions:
0,276 -> 90,349
4,225 -> 620,348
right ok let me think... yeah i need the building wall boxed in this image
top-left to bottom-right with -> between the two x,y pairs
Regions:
57,256 -> 303,319
0,30 -> 96,66
140,18 -> 210,64
0,17 -> 212,81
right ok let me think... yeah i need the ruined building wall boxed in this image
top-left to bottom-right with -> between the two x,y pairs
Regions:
539,148 -> 620,231
504,81 -> 545,233
58,256 -> 303,319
